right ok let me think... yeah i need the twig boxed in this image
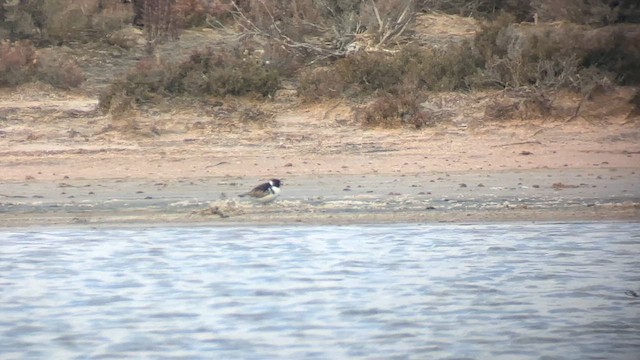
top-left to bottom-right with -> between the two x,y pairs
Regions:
205,161 -> 229,169
491,140 -> 542,148
566,96 -> 585,122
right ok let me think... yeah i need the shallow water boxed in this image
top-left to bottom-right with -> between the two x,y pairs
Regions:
1,223 -> 639,359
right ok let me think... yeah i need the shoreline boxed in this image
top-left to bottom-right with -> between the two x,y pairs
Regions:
2,168 -> 638,228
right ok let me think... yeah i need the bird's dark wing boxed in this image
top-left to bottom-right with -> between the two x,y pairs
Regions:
252,182 -> 271,193
239,182 -> 271,198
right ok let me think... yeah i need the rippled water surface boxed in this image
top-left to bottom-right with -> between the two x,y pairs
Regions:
1,223 -> 639,359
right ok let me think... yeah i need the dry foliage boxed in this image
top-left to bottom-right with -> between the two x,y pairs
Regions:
0,40 -> 84,89
357,92 -> 432,129
1,0 -> 132,44
35,48 -> 85,89
143,0 -> 181,54
223,0 -> 418,63
99,46 -> 279,112
472,17 -> 640,92
0,40 -> 36,86
298,43 -> 478,100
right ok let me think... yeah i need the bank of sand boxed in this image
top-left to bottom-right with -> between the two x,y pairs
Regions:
0,91 -> 639,227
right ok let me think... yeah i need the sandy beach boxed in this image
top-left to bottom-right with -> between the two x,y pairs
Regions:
1,89 -> 638,227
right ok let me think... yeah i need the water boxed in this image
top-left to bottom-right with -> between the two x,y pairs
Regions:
1,223 -> 639,360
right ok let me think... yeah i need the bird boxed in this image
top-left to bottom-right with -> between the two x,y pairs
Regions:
238,179 -> 282,203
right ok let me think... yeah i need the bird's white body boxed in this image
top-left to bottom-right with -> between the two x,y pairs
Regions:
255,185 -> 280,203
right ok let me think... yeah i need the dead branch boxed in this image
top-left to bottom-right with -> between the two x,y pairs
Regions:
222,0 -> 416,62
370,0 -> 415,48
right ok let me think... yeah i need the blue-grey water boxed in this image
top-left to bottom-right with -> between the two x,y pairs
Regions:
1,223 -> 639,360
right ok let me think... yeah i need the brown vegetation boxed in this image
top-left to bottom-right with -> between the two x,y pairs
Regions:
98,46 -> 279,113
1,0 -> 639,128
0,40 -> 84,89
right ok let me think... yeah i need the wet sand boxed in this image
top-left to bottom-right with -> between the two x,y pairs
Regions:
1,168 -> 638,228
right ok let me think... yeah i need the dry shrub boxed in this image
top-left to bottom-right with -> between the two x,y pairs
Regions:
0,40 -> 36,86
581,25 -> 640,85
91,1 -> 133,37
261,40 -> 307,78
106,27 -> 144,49
178,47 -> 279,97
235,0 -> 324,40
474,12 -> 515,61
336,51 -> 403,94
474,21 -> 587,89
35,49 -> 85,89
532,0 -> 618,26
418,0 -> 533,21
99,57 -> 177,111
100,46 -> 280,112
298,66 -> 348,101
357,92 -> 432,129
0,40 -> 84,89
298,43 -> 478,100
474,20 -> 640,89
141,0 -> 182,54
1,0 -> 131,44
174,0 -> 233,27
397,43 -> 479,91
44,0 -> 94,43
484,90 -> 552,121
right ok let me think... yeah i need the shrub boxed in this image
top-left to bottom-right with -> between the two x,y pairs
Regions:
178,47 -> 280,97
0,0 -> 131,44
473,20 -> 589,89
0,40 -> 84,89
0,40 -> 36,86
100,46 -> 280,111
35,49 -> 85,89
43,0 -> 93,44
357,91 -> 432,129
298,66 -> 349,101
484,89 -> 552,121
531,0 -> 618,26
473,19 -> 640,89
418,0 -> 533,22
91,2 -> 133,38
396,43 -> 480,91
99,57 -> 178,111
581,25 -> 640,85
298,43 -> 479,100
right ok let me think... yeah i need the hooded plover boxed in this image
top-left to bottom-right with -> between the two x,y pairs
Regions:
239,179 -> 282,203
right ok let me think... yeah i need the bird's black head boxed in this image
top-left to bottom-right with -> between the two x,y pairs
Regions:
270,179 -> 281,188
